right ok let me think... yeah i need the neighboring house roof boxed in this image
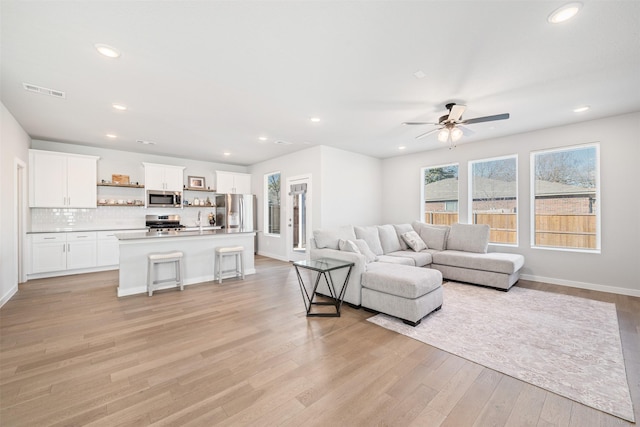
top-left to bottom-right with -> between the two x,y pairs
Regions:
424,177 -> 595,202
534,180 -> 596,197
424,178 -> 459,202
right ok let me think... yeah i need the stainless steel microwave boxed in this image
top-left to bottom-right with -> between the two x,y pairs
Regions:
146,190 -> 182,208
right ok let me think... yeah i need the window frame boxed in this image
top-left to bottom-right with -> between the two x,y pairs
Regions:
264,171 -> 281,237
421,163 -> 459,225
468,154 -> 519,247
530,143 -> 600,253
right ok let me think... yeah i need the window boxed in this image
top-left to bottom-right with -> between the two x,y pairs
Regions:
265,172 -> 281,235
531,144 -> 599,251
422,164 -> 459,225
469,155 -> 518,245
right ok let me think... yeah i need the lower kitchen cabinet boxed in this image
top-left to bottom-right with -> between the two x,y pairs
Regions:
66,232 -> 97,270
30,234 -> 67,273
30,232 -> 97,274
97,231 -> 120,266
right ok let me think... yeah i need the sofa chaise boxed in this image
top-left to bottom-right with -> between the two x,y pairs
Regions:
309,222 -> 525,324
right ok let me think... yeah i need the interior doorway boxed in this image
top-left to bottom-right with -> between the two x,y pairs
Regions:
286,174 -> 311,262
15,159 -> 27,284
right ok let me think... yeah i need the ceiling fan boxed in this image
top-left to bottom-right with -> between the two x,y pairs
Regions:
403,103 -> 510,146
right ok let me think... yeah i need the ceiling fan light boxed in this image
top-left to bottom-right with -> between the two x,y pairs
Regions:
548,2 -> 582,24
437,128 -> 450,142
451,127 -> 463,141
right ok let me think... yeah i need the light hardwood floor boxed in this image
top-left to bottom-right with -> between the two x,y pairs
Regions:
1,256 -> 638,426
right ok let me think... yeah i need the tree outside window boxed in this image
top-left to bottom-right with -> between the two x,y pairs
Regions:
422,164 -> 459,225
470,156 -> 518,245
532,144 -> 599,251
265,172 -> 281,235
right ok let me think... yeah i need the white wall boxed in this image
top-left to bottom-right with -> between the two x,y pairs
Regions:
381,112 -> 640,296
31,139 -> 248,189
320,146 -> 382,228
249,145 -> 382,260
0,102 -> 31,306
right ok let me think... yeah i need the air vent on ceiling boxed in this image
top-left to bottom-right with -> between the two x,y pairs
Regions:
23,83 -> 66,99
274,140 -> 292,145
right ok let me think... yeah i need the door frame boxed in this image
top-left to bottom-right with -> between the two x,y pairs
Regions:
286,174 -> 312,262
15,158 -> 27,283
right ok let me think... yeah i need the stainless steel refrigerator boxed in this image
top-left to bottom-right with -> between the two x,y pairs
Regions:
215,194 -> 256,232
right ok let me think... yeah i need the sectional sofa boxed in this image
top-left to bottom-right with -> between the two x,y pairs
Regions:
310,222 -> 525,309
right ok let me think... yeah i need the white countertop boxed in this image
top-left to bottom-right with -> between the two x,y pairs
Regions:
116,229 -> 255,240
28,227 -> 148,234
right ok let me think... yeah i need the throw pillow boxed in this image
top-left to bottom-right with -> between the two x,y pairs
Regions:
401,231 -> 427,252
447,223 -> 490,253
353,239 -> 378,263
338,239 -> 360,254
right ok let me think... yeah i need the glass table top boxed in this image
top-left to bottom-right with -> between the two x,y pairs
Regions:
293,257 -> 355,272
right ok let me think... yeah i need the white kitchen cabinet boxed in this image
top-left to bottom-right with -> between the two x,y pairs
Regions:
29,150 -> 98,208
30,232 -> 96,273
216,171 -> 251,194
30,234 -> 67,273
143,163 -> 185,191
66,232 -> 97,270
96,231 -> 120,266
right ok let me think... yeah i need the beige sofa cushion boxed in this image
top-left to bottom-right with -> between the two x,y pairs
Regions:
355,226 -> 384,255
313,226 -> 356,249
393,223 -> 414,250
446,223 -> 490,253
412,221 -> 450,250
378,225 -> 402,254
432,250 -> 525,274
363,263 -> 442,299
386,250 -> 432,267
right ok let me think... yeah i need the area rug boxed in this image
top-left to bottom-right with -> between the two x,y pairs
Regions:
367,282 -> 635,422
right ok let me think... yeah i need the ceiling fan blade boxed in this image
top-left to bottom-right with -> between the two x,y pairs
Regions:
415,128 -> 440,140
458,124 -> 475,137
448,104 -> 466,122
461,113 -> 510,125
402,121 -> 438,125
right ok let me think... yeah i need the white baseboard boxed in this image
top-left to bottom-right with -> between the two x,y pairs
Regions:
0,285 -> 18,308
257,250 -> 289,262
117,269 -> 256,297
520,274 -> 640,298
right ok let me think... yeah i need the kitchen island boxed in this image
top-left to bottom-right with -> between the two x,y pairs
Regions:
116,229 -> 256,297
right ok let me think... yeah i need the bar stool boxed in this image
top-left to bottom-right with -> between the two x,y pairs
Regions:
147,251 -> 184,296
215,246 -> 245,284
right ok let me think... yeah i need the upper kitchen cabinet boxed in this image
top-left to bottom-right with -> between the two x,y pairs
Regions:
29,150 -> 98,208
216,171 -> 251,194
143,163 -> 185,191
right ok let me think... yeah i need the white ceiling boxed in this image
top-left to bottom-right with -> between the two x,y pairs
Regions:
2,1 -> 639,166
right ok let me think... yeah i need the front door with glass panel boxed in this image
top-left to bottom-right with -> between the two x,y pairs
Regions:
286,175 -> 311,262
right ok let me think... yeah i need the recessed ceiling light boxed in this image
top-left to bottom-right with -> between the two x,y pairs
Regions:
95,43 -> 121,58
413,70 -> 426,79
398,146 -> 406,150
223,152 -> 231,156
548,2 -> 582,24
573,105 -> 590,113
106,134 -> 117,139
258,136 -> 268,141
136,139 -> 155,145
112,103 -> 127,111
310,117 -> 321,123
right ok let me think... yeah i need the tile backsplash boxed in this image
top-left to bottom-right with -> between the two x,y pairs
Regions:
30,206 -> 217,231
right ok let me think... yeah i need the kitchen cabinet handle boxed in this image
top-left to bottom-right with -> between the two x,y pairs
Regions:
67,243 -> 70,251
44,237 -> 56,240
